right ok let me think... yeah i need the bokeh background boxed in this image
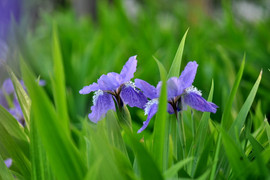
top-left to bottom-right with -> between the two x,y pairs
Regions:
1,0 -> 270,128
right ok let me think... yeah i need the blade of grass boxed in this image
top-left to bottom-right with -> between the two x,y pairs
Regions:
0,155 -> 15,180
51,23 -> 69,133
163,157 -> 193,179
167,29 -> 189,78
152,57 -> 168,171
221,55 -> 245,130
21,60 -> 86,180
229,70 -> 262,138
7,66 -> 31,130
192,80 -> 214,175
125,131 -> 163,180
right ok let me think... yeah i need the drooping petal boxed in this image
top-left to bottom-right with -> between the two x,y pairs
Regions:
120,55 -> 137,83
183,92 -> 218,113
134,79 -> 158,99
4,158 -> 12,168
88,90 -> 115,123
179,61 -> 198,90
2,78 -> 14,95
120,82 -> 148,109
97,72 -> 122,91
137,99 -> 158,133
79,82 -> 99,94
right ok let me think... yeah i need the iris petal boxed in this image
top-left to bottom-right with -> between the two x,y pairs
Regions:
88,92 -> 115,123
135,79 -> 158,99
120,55 -> 137,83
179,61 -> 198,90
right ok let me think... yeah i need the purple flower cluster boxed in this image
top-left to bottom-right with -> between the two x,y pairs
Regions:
80,57 -> 218,133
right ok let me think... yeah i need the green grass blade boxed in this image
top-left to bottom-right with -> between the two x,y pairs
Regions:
30,114 -> 54,180
152,57 -> 168,171
125,132 -> 163,180
221,55 -> 245,130
21,60 -> 86,180
7,66 -> 31,130
0,155 -> 15,180
163,157 -> 193,179
229,70 -> 262,138
0,112 -> 31,178
167,29 -> 189,78
192,80 -> 214,175
52,24 -> 69,132
248,134 -> 269,177
220,127 -> 251,179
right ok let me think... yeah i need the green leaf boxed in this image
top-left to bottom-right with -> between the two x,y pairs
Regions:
152,57 -> 168,171
0,113 -> 31,178
248,134 -> 269,177
30,113 -> 54,180
192,80 -> 214,175
229,70 -> 262,138
163,157 -> 193,178
167,29 -> 189,78
51,23 -> 69,133
0,155 -> 15,180
220,127 -> 251,179
7,66 -> 31,130
221,55 -> 245,130
21,60 -> 86,180
125,132 -> 163,180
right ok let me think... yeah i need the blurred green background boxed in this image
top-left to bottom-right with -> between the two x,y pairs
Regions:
2,0 -> 270,127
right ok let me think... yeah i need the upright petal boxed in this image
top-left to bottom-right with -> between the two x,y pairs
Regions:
79,82 -> 99,94
167,77 -> 184,99
120,82 -> 148,109
88,91 -> 115,123
137,99 -> 158,133
183,92 -> 218,113
4,158 -> 12,168
97,72 -> 122,91
135,79 -> 158,99
179,61 -> 198,90
2,78 -> 14,95
120,55 -> 137,83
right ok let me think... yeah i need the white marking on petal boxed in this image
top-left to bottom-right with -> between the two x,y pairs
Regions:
144,98 -> 159,115
125,81 -> 136,89
92,90 -> 104,105
185,86 -> 202,96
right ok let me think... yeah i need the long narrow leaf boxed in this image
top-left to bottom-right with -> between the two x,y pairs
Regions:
152,57 -> 168,171
167,29 -> 189,78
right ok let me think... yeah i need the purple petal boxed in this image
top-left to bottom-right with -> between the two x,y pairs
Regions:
167,77 -> 185,99
179,61 -> 198,90
167,103 -> 175,114
0,90 -> 8,109
183,92 -> 218,113
156,81 -> 162,96
120,84 -> 148,109
137,100 -> 158,133
120,56 -> 137,83
38,79 -> 46,86
79,82 -> 99,94
0,40 -> 8,62
88,91 -> 115,123
2,78 -> 14,95
4,158 -> 12,168
134,79 -> 158,99
97,72 -> 122,91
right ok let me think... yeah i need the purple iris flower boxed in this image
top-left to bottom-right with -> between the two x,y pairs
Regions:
135,61 -> 218,133
4,158 -> 12,168
79,56 -> 147,123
